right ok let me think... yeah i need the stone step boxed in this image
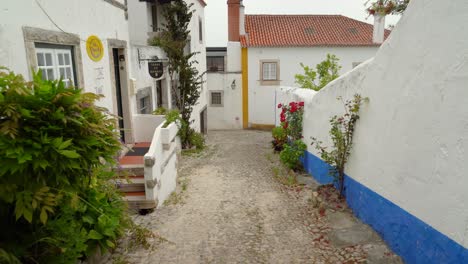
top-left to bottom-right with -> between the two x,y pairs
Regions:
114,166 -> 144,177
123,192 -> 157,210
116,181 -> 145,193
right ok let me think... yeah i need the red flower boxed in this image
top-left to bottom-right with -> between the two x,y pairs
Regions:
289,102 -> 296,107
290,104 -> 298,113
277,103 -> 282,109
283,122 -> 289,129
299,102 -> 304,107
280,112 -> 286,122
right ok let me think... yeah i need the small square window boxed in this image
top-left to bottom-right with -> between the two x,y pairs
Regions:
262,62 -> 278,81
210,91 -> 223,107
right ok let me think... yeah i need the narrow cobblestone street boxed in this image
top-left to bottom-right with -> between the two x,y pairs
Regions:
109,130 -> 401,263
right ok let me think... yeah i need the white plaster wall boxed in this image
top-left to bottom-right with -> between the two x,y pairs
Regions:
0,0 -> 130,113
186,0 -> 207,132
207,73 -> 242,130
283,0 -> 468,248
132,114 -> 165,142
247,46 -> 379,125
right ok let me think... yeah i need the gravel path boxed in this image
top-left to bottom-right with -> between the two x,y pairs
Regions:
109,130 -> 401,264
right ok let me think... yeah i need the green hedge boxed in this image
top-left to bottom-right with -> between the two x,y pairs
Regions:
0,68 -> 126,263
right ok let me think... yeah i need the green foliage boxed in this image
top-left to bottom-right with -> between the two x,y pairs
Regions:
150,0 -> 204,149
311,94 -> 367,197
366,0 -> 410,15
271,126 -> 287,151
0,68 -> 126,263
163,109 -> 181,128
189,131 -> 205,150
279,140 -> 307,171
294,54 -> 341,91
153,107 -> 167,115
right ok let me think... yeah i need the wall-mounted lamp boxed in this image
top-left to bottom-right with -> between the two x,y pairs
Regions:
231,79 -> 236,90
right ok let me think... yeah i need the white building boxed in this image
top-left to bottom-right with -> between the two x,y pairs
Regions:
128,0 -> 208,136
207,0 -> 388,129
0,0 -> 208,143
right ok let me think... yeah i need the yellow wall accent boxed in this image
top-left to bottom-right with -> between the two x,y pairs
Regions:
241,47 -> 249,128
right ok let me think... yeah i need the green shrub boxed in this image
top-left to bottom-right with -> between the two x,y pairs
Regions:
153,107 -> 167,115
163,109 -> 180,128
190,132 -> 205,150
280,140 -> 307,171
271,126 -> 287,151
0,68 -> 126,263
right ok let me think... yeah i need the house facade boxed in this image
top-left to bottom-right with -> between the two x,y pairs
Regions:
0,0 -> 207,143
209,0 -> 389,129
128,0 -> 208,138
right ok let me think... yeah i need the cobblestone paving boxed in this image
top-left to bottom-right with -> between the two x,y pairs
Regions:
108,130 -> 402,264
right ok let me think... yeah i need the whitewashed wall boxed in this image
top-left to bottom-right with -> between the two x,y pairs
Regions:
0,0 -> 130,113
248,46 -> 379,125
207,73 -> 242,129
276,1 -> 468,262
187,0 -> 208,133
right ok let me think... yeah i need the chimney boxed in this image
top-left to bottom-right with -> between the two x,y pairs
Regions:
227,0 -> 241,41
372,13 -> 386,44
239,1 -> 245,35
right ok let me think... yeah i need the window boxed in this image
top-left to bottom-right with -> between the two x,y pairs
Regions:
36,46 -> 75,87
210,91 -> 223,107
151,4 -> 158,32
139,96 -> 151,114
207,56 -> 225,72
262,62 -> 277,80
199,18 -> 203,42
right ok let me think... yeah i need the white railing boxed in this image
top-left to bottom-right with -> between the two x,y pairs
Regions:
143,121 -> 180,206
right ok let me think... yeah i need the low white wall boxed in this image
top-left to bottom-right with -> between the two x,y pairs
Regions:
132,114 -> 165,143
144,122 -> 179,205
274,86 -> 317,127
275,0 -> 468,260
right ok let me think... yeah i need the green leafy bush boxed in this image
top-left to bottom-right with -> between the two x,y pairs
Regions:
190,131 -> 205,150
153,107 -> 167,115
280,140 -> 307,171
163,109 -> 180,128
294,54 -> 341,91
271,126 -> 287,151
0,68 -> 126,263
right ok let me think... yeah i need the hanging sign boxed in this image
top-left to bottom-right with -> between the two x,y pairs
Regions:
148,61 -> 164,78
86,35 -> 104,62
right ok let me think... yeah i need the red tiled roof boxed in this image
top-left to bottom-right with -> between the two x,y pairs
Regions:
241,15 -> 390,47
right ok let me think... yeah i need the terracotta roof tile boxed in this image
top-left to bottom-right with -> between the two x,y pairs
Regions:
242,15 -> 390,47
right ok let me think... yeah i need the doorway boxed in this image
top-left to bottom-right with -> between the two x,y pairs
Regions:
200,107 -> 207,134
112,48 -> 125,142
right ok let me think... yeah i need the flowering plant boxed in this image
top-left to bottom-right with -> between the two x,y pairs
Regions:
366,0 -> 410,16
278,101 -> 305,141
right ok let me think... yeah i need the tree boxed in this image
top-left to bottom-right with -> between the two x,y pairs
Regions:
294,54 -> 341,91
150,0 -> 204,148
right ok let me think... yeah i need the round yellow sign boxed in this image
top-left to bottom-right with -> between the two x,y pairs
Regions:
86,35 -> 104,62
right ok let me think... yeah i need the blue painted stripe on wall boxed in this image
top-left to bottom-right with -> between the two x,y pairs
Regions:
301,150 -> 468,264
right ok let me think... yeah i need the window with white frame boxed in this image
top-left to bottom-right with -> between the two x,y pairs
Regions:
210,91 -> 223,107
262,62 -> 278,81
36,46 -> 75,87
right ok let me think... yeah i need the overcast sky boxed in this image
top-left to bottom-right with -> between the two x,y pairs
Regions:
205,0 -> 401,47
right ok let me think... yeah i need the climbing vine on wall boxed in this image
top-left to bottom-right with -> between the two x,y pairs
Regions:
311,94 -> 368,198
